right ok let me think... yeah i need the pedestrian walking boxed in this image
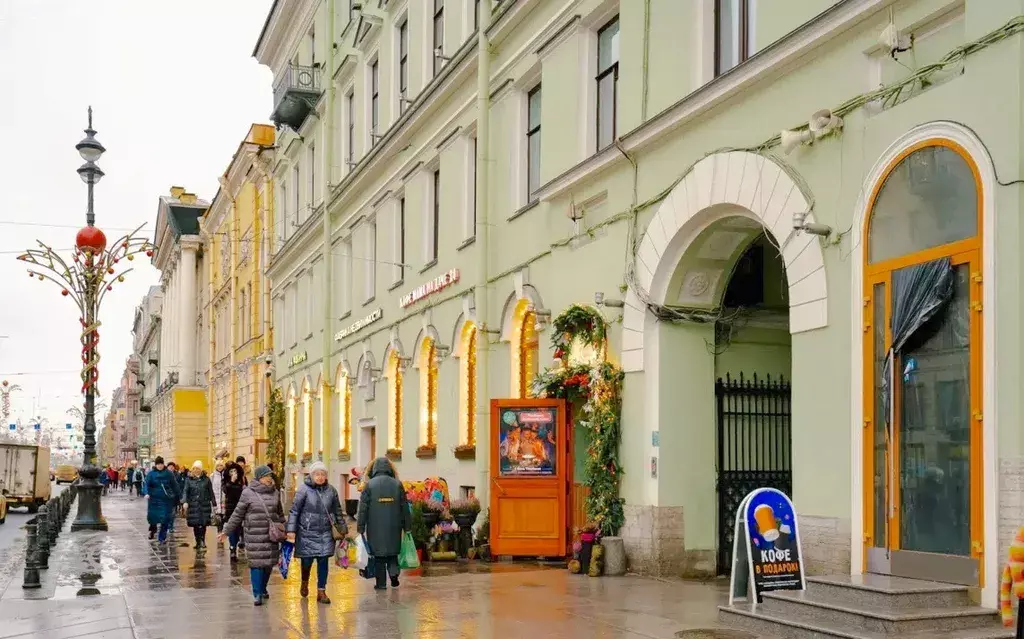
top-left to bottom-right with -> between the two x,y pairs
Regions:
106,466 -> 118,489
119,467 -> 127,491
234,456 -> 249,549
356,457 -> 411,591
212,460 -> 225,539
145,457 -> 181,544
131,461 -> 144,497
174,464 -> 188,519
166,463 -> 179,532
222,462 -> 246,562
287,461 -> 346,604
182,461 -> 216,550
219,465 -> 284,607
99,465 -> 110,495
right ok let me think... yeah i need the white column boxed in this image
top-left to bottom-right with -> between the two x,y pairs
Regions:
159,281 -> 169,379
179,238 -> 199,386
168,264 -> 179,376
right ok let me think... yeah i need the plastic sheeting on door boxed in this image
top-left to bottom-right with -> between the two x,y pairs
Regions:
881,256 -> 955,427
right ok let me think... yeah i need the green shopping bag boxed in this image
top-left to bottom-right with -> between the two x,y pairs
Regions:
398,531 -> 420,569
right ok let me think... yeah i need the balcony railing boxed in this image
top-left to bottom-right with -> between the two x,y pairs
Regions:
272,63 -> 323,130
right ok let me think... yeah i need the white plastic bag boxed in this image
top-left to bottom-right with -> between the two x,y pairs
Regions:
354,534 -> 369,570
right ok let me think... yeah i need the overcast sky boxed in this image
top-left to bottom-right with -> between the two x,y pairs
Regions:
0,1 -> 273,438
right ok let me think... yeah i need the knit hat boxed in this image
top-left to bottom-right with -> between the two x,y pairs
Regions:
309,461 -> 328,475
154,456 -> 164,465
191,460 -> 203,470
254,465 -> 273,480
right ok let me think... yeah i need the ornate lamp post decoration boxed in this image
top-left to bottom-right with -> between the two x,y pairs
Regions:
17,108 -> 153,531
0,381 -> 21,423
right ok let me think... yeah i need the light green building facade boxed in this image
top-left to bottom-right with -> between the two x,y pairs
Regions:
257,0 -> 1023,608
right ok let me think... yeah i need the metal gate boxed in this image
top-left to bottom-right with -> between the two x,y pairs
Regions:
716,373 -> 792,575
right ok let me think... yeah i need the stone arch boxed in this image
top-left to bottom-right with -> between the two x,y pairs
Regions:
381,339 -> 407,378
355,350 -> 377,388
334,360 -> 351,387
451,313 -> 477,359
285,381 -> 298,401
412,325 -> 442,369
620,150 -> 828,372
499,284 -> 545,342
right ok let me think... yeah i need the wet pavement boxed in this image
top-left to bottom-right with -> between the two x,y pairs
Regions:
0,491 -> 734,638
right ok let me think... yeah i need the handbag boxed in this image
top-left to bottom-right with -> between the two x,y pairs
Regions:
313,488 -> 346,541
253,487 -> 286,543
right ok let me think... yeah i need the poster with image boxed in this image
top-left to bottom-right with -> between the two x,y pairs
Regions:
497,406 -> 557,476
744,487 -> 805,601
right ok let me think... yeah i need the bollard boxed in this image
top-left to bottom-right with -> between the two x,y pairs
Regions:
35,506 -> 49,570
48,500 -> 58,546
22,517 -> 41,589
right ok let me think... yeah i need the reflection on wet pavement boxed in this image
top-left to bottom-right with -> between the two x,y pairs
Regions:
0,492 -> 731,638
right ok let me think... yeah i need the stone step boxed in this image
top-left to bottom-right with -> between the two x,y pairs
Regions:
760,589 -> 1000,634
719,604 -> 1015,639
805,574 -> 971,609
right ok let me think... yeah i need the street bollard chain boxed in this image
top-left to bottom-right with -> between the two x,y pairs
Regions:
22,517 -> 41,589
48,499 -> 57,547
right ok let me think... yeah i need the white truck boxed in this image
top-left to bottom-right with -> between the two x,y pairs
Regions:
0,444 -> 51,513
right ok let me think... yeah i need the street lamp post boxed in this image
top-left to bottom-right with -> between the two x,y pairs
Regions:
17,107 -> 153,531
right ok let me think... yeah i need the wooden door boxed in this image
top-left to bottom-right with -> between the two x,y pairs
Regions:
490,398 -> 567,557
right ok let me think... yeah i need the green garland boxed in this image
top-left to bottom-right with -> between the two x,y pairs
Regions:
266,387 -> 287,472
533,307 -> 624,537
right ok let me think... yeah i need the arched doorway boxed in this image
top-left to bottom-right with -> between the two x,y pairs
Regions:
862,139 -> 983,586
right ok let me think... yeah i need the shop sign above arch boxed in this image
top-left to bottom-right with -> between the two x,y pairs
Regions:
620,151 -> 829,373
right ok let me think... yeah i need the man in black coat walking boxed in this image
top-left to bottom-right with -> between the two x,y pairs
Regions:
357,457 -> 411,590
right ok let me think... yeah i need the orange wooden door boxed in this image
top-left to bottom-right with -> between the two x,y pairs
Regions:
490,399 -> 567,557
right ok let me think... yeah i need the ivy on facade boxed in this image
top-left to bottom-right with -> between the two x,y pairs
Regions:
533,305 -> 625,537
266,387 -> 286,472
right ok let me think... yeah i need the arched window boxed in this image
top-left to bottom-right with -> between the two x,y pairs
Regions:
387,351 -> 403,453
417,338 -> 439,454
459,324 -> 478,447
863,140 -> 982,570
338,372 -> 351,454
510,300 -> 539,398
305,388 -> 314,454
286,387 -> 298,456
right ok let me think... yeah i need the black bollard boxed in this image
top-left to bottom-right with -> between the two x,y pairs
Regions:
35,506 -> 49,570
49,501 -> 58,546
22,518 -> 41,589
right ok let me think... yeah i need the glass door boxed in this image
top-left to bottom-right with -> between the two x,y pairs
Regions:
865,259 -> 981,585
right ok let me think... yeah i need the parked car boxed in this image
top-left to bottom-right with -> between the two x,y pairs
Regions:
54,465 -> 78,485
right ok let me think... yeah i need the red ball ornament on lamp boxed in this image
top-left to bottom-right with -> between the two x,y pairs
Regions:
75,225 -> 107,254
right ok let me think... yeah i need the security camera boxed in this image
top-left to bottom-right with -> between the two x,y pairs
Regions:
264,355 -> 273,366
265,365 -> 274,378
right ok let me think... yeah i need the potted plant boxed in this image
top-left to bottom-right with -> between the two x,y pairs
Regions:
421,499 -> 444,528
450,497 -> 481,529
475,514 -> 490,561
577,523 -> 601,575
300,451 -> 313,466
432,519 -> 460,553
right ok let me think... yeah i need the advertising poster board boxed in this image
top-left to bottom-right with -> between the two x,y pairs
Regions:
728,487 -> 806,605
497,406 -> 557,477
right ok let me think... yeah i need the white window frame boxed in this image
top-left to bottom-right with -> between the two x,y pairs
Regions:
431,0 -> 446,78
277,179 -> 288,249
424,164 -> 441,264
306,267 -> 315,337
579,2 -> 621,159
366,51 -> 381,151
365,218 -> 377,302
393,194 -> 406,284
341,236 -> 353,318
344,86 -> 356,174
395,12 -> 411,115
287,282 -> 298,346
292,164 -> 301,225
312,258 -> 323,334
463,130 -> 477,241
510,64 -> 541,213
308,141 -> 317,208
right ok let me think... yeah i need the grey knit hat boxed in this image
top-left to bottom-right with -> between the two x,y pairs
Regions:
254,465 -> 273,480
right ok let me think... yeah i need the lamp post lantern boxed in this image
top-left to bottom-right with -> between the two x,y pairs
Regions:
17,107 -> 153,531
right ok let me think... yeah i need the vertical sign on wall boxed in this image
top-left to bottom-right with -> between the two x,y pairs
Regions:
729,487 -> 806,605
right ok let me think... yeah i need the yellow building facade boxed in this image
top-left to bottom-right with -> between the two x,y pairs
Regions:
204,124 -> 275,465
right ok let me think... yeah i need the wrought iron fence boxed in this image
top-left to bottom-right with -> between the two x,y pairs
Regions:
273,63 -> 322,107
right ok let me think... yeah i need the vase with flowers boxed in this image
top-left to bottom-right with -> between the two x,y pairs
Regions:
449,497 -> 481,529
421,499 -> 445,529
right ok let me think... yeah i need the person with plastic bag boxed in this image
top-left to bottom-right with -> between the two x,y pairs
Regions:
287,461 -> 347,604
219,465 -> 284,606
356,457 -> 411,590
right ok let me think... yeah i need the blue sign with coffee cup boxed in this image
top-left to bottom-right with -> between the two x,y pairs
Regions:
729,487 -> 806,605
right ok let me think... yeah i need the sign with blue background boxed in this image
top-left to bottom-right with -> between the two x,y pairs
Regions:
729,487 -> 806,604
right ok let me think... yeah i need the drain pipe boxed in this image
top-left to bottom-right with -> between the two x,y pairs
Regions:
321,0 -> 337,464
474,0 -> 493,514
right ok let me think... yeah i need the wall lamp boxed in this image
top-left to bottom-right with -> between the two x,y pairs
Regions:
594,291 -> 625,308
792,211 -> 833,238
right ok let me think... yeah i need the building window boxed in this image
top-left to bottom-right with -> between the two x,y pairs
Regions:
510,300 -> 538,398
716,0 -> 755,76
370,60 -> 380,146
398,19 -> 409,112
366,220 -> 376,301
292,165 -> 300,223
433,0 -> 445,77
387,351 -> 403,452
288,282 -> 298,344
308,142 -> 317,206
470,136 -> 477,237
473,0 -> 480,31
309,27 -> 316,67
419,338 -> 438,452
596,17 -> 619,151
346,91 -> 355,170
341,237 -> 353,316
527,85 -> 542,203
287,389 -> 298,454
431,169 -> 440,262
459,323 -> 477,446
304,387 -> 314,454
398,196 -> 406,281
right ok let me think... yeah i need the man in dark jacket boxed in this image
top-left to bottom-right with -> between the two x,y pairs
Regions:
357,457 -> 411,590
145,457 -> 181,544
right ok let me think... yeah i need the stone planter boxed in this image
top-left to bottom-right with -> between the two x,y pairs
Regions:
600,536 -> 626,576
452,512 -> 477,529
422,511 -> 440,529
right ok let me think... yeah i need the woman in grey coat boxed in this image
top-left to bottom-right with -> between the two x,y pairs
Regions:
357,457 -> 411,590
287,461 -> 347,604
220,466 -> 283,606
